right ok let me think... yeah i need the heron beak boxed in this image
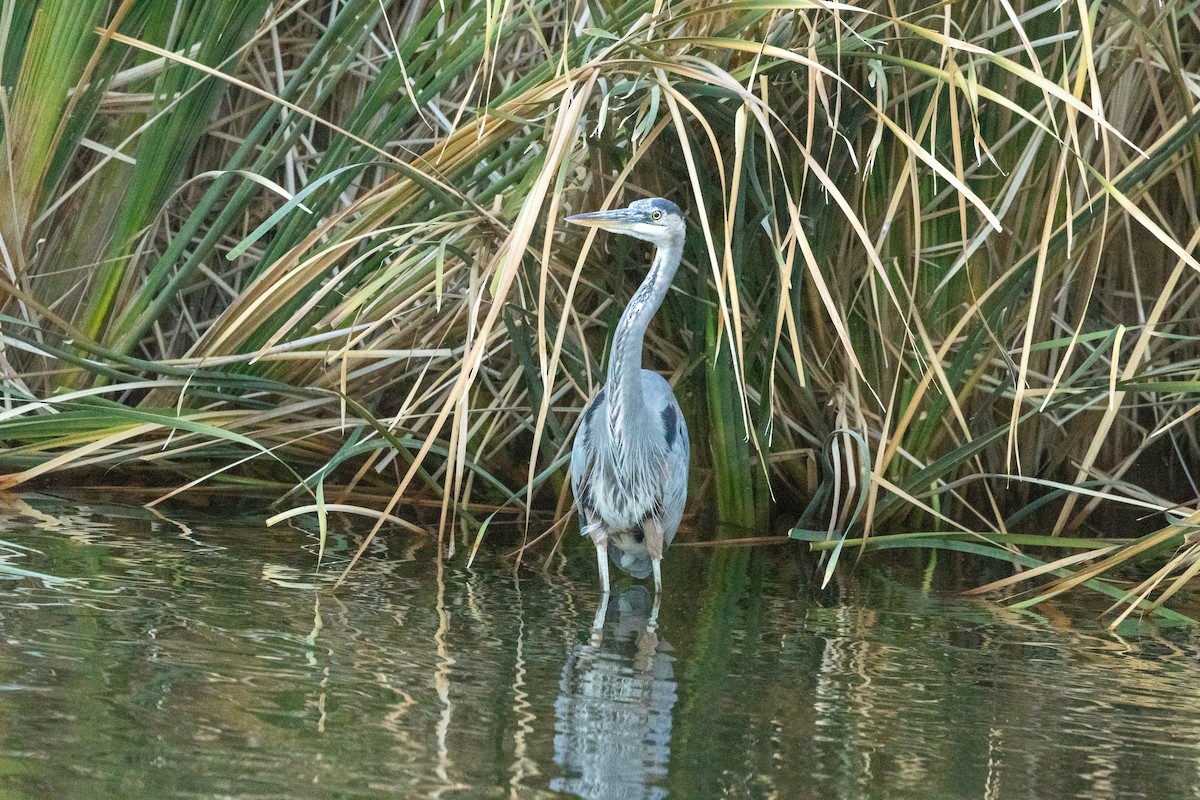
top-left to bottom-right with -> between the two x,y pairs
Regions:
564,208 -> 640,231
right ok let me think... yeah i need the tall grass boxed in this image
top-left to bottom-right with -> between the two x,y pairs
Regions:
0,1 -> 1198,620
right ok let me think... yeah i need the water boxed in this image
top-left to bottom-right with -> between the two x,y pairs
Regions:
1,496 -> 1199,799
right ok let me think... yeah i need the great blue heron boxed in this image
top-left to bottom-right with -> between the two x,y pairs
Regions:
566,197 -> 690,595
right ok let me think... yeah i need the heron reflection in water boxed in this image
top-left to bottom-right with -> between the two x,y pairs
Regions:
550,586 -> 675,800
566,198 -> 690,596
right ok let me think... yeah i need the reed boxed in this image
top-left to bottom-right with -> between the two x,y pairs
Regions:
0,1 -> 1197,621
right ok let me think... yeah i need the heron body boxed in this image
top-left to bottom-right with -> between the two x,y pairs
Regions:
566,198 -> 690,594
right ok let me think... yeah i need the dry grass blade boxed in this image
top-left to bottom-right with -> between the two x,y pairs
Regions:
0,1 -> 1196,620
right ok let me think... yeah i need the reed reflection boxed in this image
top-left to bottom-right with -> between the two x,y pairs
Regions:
550,586 -> 676,799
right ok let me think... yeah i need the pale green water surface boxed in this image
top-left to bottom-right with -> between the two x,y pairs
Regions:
1,497 -> 1199,799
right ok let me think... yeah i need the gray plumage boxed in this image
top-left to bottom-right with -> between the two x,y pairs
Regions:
566,198 -> 690,594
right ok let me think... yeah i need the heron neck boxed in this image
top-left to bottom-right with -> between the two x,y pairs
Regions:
606,236 -> 682,431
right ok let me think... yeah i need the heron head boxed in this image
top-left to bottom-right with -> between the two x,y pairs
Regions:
565,197 -> 684,247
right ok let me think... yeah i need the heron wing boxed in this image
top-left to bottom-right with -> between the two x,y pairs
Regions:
640,371 -> 689,549
571,375 -> 688,554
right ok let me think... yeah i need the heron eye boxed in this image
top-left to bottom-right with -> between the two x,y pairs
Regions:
651,210 -> 663,221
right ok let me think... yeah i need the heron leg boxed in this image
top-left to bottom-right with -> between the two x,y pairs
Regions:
584,517 -> 610,594
596,542 -> 611,594
644,518 -> 665,595
592,537 -> 610,595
